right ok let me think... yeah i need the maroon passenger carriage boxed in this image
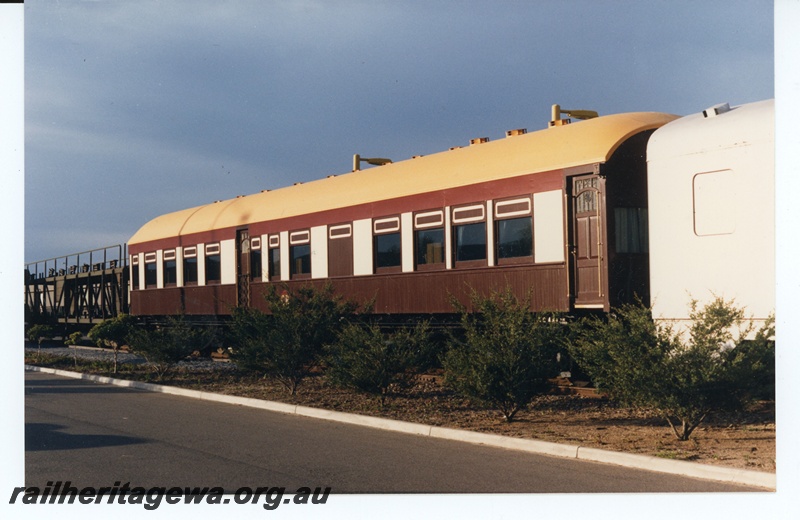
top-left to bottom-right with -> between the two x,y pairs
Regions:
127,108 -> 678,321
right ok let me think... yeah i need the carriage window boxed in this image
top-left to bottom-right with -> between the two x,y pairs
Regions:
290,244 -> 311,278
496,217 -> 533,260
131,256 -> 140,290
205,244 -> 221,284
183,247 -> 198,285
163,250 -> 177,286
250,237 -> 262,281
374,217 -> 401,273
615,208 -> 649,253
454,222 -> 487,262
452,204 -> 487,266
494,198 -> 533,263
574,177 -> 599,213
290,230 -> 311,279
414,210 -> 445,270
144,253 -> 157,288
268,235 -> 281,281
269,248 -> 281,281
415,228 -> 445,267
375,233 -> 401,270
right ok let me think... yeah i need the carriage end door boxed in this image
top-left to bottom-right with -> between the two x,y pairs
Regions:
569,175 -> 607,310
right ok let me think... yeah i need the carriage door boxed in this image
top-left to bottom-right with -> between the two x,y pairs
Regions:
236,228 -> 251,307
570,175 -> 606,309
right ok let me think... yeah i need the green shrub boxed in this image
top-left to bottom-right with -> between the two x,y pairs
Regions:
126,316 -> 214,380
26,324 -> 54,346
326,321 -> 433,404
442,288 -> 563,422
228,283 -> 361,395
88,314 -> 136,373
566,297 -> 775,440
64,331 -> 83,346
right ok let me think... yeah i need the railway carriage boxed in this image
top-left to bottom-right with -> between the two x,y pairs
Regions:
127,108 -> 679,319
646,99 -> 775,329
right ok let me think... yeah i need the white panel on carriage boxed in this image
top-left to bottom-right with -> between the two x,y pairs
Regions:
401,213 -> 414,273
444,207 -> 452,269
533,190 -> 565,263
259,235 -> 269,279
279,231 -> 289,281
221,239 -> 236,285
133,253 -> 144,291
311,226 -> 329,279
156,249 -> 164,288
486,200 -> 495,267
176,247 -> 184,287
353,218 -> 373,276
647,99 -> 774,327
196,243 -> 206,286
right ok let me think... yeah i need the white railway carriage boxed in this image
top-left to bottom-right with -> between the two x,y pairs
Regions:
646,99 -> 775,329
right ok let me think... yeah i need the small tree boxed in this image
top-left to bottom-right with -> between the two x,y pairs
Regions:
228,283 -> 360,395
65,331 -> 83,367
566,297 -> 775,441
64,331 -> 83,346
26,324 -> 54,356
442,288 -> 562,422
88,314 -> 136,373
126,317 -> 214,380
326,321 -> 433,405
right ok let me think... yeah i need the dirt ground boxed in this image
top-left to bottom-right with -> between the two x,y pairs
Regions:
26,352 -> 776,473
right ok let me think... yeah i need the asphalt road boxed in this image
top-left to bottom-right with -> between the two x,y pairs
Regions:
24,371 -> 762,493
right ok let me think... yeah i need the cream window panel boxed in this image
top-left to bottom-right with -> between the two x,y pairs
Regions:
533,190 -> 565,263
311,225 -> 329,279
353,218 -> 373,276
221,239 -> 236,285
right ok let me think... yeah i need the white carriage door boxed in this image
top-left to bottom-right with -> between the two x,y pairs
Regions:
570,175 -> 606,309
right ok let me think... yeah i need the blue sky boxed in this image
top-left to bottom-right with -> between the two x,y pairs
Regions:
22,0 -> 776,263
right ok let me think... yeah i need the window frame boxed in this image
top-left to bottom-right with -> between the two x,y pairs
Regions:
452,204 -> 488,268
614,207 -> 649,254
183,246 -> 198,286
267,235 -> 281,282
413,209 -> 446,271
162,249 -> 178,287
204,243 -> 222,285
144,252 -> 157,288
131,255 -> 140,290
250,237 -> 263,281
373,216 -> 402,274
289,230 -> 311,280
494,197 -> 534,266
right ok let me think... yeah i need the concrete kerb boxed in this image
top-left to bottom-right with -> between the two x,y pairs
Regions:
25,365 -> 776,490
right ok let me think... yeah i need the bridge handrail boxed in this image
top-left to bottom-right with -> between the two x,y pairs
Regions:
25,244 -> 128,281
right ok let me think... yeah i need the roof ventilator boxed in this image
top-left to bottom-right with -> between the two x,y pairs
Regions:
353,154 -> 393,171
549,104 -> 598,127
703,102 -> 731,118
